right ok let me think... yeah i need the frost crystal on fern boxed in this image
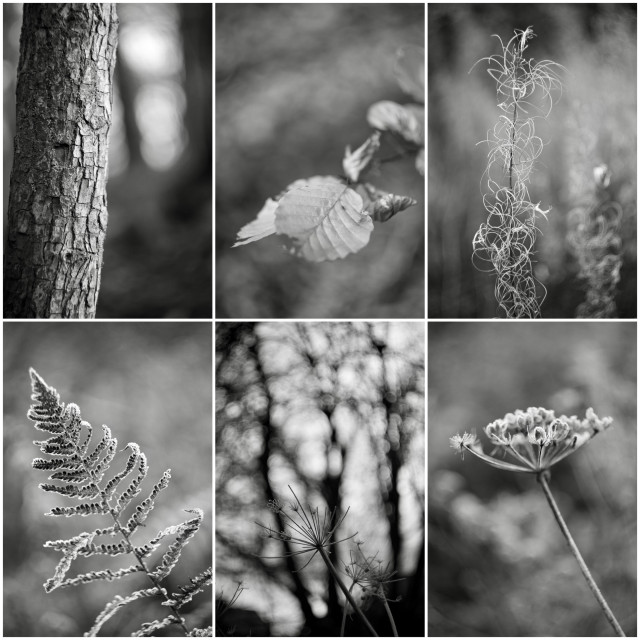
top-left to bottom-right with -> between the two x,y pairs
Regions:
28,368 -> 211,637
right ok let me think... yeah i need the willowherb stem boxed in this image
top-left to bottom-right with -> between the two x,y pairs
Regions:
471,26 -> 564,318
567,166 -> 622,318
537,472 -> 626,637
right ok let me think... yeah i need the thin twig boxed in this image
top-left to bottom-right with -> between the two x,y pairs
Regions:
379,589 -> 399,637
537,472 -> 626,637
339,584 -> 356,637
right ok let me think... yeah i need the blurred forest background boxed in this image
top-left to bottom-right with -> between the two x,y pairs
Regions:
3,323 -> 212,636
428,322 -> 636,636
429,4 -> 637,318
216,5 -> 424,319
216,323 -> 424,636
3,4 -> 212,318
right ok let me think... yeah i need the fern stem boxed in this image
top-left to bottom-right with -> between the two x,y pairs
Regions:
110,515 -> 191,636
85,463 -> 191,635
537,472 -> 626,637
317,546 -> 379,637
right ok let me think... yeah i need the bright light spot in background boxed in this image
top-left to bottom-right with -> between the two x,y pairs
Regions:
119,12 -> 183,78
136,82 -> 186,170
297,441 -> 325,479
117,6 -> 186,171
226,476 -> 256,505
282,409 -> 331,481
309,594 -> 328,618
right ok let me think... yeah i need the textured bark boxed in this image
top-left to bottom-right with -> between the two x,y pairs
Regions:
4,4 -> 118,318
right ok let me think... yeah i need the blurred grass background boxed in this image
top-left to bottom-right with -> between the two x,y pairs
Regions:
428,322 -> 636,636
428,4 -> 636,318
3,323 -> 212,636
216,4 -> 424,318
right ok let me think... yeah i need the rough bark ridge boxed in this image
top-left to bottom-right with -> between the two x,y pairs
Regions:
4,4 -> 118,318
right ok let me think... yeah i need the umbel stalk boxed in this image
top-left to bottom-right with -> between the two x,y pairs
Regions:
537,472 -> 625,637
318,546 -> 379,637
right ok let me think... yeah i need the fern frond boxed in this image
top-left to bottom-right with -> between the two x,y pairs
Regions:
148,508 -> 203,581
28,369 -> 211,636
125,469 -> 172,533
46,502 -> 111,517
113,450 -> 150,511
132,615 -> 183,637
35,435 -> 77,456
83,541 -> 132,557
86,587 -> 166,637
50,468 -> 91,483
52,564 -> 143,590
85,425 -> 117,471
39,482 -> 101,498
44,531 -> 96,592
103,443 -> 143,499
33,456 -> 81,471
162,568 -> 213,609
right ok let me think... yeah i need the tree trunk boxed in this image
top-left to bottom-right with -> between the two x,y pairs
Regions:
4,4 -> 118,318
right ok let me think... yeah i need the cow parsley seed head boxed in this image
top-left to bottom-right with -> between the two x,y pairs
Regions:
449,432 -> 478,458
451,407 -> 613,473
343,548 -> 402,609
255,486 -> 357,572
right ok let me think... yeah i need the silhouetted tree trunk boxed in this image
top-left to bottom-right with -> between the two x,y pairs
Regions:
4,4 -> 118,318
179,3 -> 212,176
114,54 -> 144,169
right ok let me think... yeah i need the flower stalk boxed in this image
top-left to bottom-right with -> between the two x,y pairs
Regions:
537,471 -> 625,637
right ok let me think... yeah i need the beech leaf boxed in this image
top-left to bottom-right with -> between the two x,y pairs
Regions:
343,132 -> 381,182
232,198 -> 278,247
367,101 -> 424,146
371,194 -> 417,222
275,181 -> 373,262
282,175 -> 343,195
355,182 -> 418,221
